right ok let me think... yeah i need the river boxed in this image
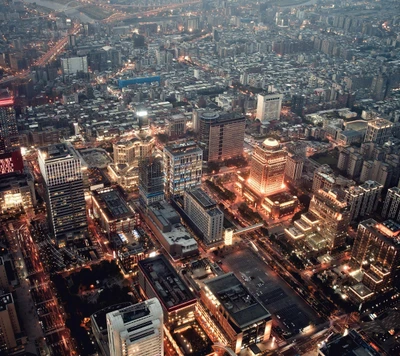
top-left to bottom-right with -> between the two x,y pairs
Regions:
23,0 -> 96,23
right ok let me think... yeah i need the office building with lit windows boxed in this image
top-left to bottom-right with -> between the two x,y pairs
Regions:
197,111 -> 245,162
201,272 -> 272,354
106,298 -> 163,356
0,94 -> 18,154
183,188 -> 224,246
248,138 -> 287,196
138,156 -> 164,207
163,141 -> 203,198
0,293 -> 21,352
350,219 -> 400,296
113,133 -> 154,167
38,143 -> 87,247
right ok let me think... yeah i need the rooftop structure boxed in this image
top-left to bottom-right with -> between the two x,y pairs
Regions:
201,272 -> 272,353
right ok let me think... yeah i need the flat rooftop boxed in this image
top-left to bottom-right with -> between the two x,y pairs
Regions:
93,187 -> 133,220
39,142 -> 78,161
320,329 -> 380,356
91,302 -> 132,334
139,255 -> 197,312
204,272 -> 271,329
187,188 -> 216,209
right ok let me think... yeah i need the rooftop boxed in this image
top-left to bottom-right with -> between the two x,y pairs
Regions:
38,142 -> 79,161
187,188 -> 216,210
91,302 -> 132,334
92,187 -> 133,221
204,272 -> 271,329
138,255 -> 197,312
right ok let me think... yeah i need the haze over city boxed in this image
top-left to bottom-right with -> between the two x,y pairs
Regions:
0,0 -> 400,355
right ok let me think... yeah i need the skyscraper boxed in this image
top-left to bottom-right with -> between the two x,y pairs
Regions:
38,143 -> 87,247
184,187 -> 224,246
163,141 -> 203,198
364,118 -> 393,145
248,138 -> 287,195
0,94 -> 18,154
345,180 -> 383,221
256,92 -> 283,122
351,219 -> 400,292
107,298 -> 163,356
308,189 -> 351,249
197,111 -> 245,161
138,156 -> 164,207
0,293 -> 21,352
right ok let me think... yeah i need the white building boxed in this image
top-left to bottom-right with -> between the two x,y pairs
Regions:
382,187 -> 400,222
107,298 -> 163,356
256,93 -> 283,122
61,56 -> 88,75
184,188 -> 224,245
163,141 -> 202,198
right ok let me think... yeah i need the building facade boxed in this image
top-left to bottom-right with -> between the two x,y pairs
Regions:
364,118 -> 393,145
38,143 -> 87,247
248,138 -> 287,196
163,141 -> 203,198
0,95 -> 18,154
113,134 -> 154,167
284,154 -> 304,182
198,111 -> 245,162
107,298 -> 163,356
183,188 -> 224,245
138,157 -> 164,207
382,187 -> 400,222
256,92 -> 283,122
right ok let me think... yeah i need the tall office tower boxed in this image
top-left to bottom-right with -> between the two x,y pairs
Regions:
38,143 -> 87,247
351,219 -> 400,292
198,111 -> 245,162
312,164 -> 336,193
364,118 -> 393,145
284,155 -> 303,182
113,133 -> 154,167
184,187 -> 224,246
309,189 -> 351,249
0,94 -> 18,154
0,293 -> 21,352
382,187 -> 400,222
345,180 -> 383,221
248,138 -> 287,195
256,92 -> 283,122
163,141 -> 203,198
138,156 -> 164,207
107,298 -> 163,356
291,94 -> 305,116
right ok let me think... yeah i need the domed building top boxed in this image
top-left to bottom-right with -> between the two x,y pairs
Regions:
262,137 -> 280,148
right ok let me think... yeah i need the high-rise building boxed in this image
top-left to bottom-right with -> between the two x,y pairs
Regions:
0,293 -> 21,352
107,298 -> 163,356
312,165 -> 336,193
61,56 -> 88,75
382,187 -> 400,222
138,157 -> 164,207
38,143 -> 87,247
163,141 -> 203,198
364,118 -> 393,145
309,189 -> 351,249
248,138 -> 287,196
0,94 -> 18,154
183,188 -> 224,246
351,219 -> 400,292
0,150 -> 23,175
284,155 -> 303,182
345,180 -> 383,221
256,92 -> 283,122
197,111 -> 245,162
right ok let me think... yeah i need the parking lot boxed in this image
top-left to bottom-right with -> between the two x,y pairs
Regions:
221,247 -> 318,336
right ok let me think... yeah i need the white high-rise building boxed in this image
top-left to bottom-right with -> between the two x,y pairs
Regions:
107,298 -> 164,356
61,56 -> 88,75
38,143 -> 87,247
256,93 -> 283,122
184,188 -> 224,245
163,141 -> 202,198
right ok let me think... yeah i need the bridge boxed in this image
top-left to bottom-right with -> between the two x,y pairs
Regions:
233,222 -> 265,235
